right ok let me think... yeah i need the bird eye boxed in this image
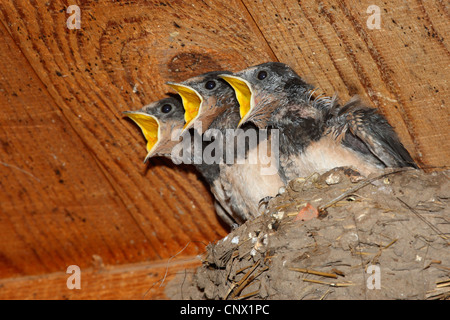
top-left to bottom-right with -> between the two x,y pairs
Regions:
205,80 -> 216,90
161,104 -> 172,113
257,70 -> 268,80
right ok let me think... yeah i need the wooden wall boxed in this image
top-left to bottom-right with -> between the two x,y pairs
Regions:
0,0 -> 448,299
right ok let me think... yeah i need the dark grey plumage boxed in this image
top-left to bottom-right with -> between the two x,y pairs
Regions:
223,62 -> 418,182
171,71 -> 284,224
124,96 -> 234,225
124,97 -> 186,160
324,96 -> 418,169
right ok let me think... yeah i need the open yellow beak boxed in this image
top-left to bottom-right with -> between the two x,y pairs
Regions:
219,75 -> 253,127
167,82 -> 203,132
124,111 -> 160,163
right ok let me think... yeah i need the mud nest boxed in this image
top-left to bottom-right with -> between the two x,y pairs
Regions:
166,168 -> 450,300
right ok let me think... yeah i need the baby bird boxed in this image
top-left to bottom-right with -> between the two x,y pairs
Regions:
168,71 -> 284,222
124,96 -> 236,227
123,97 -> 186,163
220,62 -> 418,182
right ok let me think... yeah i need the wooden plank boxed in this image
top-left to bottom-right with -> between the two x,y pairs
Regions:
1,0 -> 288,278
0,0 -> 282,272
241,0 -> 449,169
0,256 -> 200,299
1,0 -> 447,298
0,21 -> 161,278
0,0 -> 281,282
0,0 -> 236,263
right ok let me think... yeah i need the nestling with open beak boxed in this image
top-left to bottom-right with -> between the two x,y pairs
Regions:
123,97 -> 186,162
124,97 -> 238,227
168,71 -> 284,222
166,71 -> 236,135
221,62 -> 418,182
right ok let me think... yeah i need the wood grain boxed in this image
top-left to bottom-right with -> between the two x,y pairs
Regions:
241,0 -> 449,169
0,0 -> 278,298
0,256 -> 200,299
0,0 -> 276,279
0,20 -> 156,278
0,0 -> 448,299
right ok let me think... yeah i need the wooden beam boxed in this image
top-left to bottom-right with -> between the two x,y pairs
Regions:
0,256 -> 200,300
0,0 -> 448,298
241,0 -> 450,169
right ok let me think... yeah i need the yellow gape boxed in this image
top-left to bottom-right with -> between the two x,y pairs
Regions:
167,83 -> 203,131
124,112 -> 160,162
219,75 -> 253,127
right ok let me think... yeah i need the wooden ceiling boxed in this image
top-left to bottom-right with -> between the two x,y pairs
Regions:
0,0 -> 448,299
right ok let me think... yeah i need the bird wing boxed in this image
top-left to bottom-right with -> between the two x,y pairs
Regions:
213,200 -> 237,228
327,97 -> 418,169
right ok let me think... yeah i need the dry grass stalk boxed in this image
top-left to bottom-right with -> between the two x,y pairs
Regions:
289,267 -> 338,279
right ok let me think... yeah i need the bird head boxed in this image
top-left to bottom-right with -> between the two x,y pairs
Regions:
123,97 -> 185,163
167,71 -> 236,134
220,62 -> 312,128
